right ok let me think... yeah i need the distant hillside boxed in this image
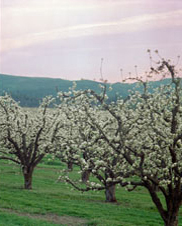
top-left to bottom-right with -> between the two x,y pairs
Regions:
0,74 -> 171,107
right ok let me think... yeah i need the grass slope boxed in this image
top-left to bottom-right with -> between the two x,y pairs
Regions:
0,160 -> 181,226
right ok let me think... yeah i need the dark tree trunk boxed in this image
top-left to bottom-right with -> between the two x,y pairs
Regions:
67,161 -> 73,171
146,182 -> 180,226
164,214 -> 178,226
81,170 -> 90,183
164,205 -> 179,226
105,185 -> 117,202
22,166 -> 34,189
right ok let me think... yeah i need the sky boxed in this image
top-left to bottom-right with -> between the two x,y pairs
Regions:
0,0 -> 182,83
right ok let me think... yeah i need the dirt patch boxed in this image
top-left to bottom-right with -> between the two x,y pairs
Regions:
0,208 -> 87,225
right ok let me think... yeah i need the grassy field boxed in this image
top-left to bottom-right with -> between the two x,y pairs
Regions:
0,159 -> 182,226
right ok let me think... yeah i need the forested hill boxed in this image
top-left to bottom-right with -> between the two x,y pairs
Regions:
0,74 -> 171,107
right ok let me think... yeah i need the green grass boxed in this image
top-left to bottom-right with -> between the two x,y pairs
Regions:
0,160 -> 182,226
0,210 -> 61,226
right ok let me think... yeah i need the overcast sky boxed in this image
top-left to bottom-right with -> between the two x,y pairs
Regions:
0,0 -> 182,83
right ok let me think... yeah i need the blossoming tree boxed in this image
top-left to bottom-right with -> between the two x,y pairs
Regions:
55,85 -> 142,202
0,95 -> 61,189
56,55 -> 182,225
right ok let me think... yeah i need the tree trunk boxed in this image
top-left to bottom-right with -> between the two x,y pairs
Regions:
105,185 -> 117,202
164,216 -> 178,226
81,170 -> 90,183
67,161 -> 73,171
22,166 -> 34,189
145,181 -> 180,226
164,209 -> 179,226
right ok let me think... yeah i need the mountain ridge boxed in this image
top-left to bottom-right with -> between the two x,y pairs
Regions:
0,73 -> 171,107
